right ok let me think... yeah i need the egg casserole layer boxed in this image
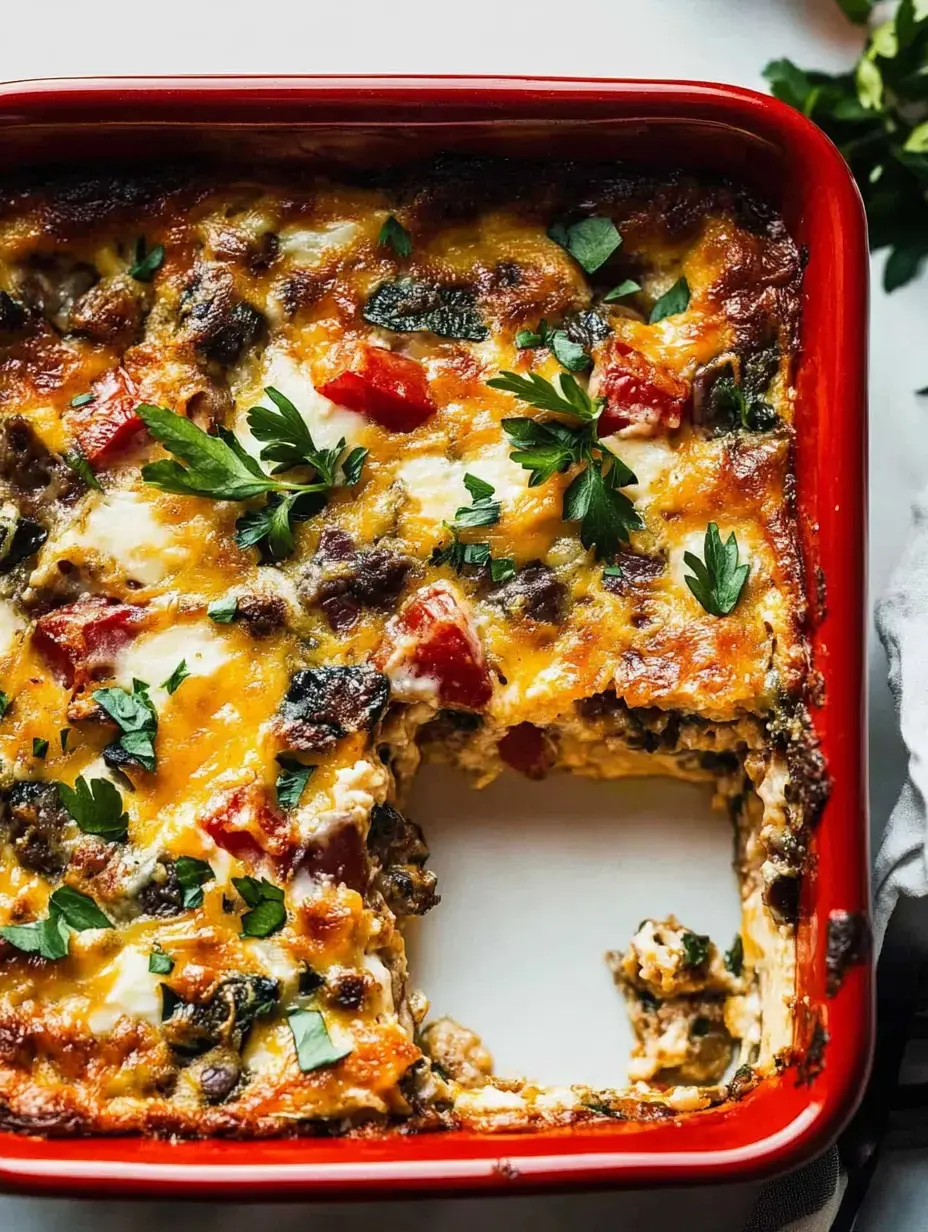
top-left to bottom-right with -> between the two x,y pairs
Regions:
0,159 -> 825,1136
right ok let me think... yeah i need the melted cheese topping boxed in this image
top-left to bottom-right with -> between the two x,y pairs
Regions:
0,163 -> 812,1138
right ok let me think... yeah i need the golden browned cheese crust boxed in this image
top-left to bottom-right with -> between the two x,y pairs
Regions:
0,160 -> 811,1137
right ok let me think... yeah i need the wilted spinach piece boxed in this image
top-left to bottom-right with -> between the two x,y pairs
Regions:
160,974 -> 278,1055
363,279 -> 488,341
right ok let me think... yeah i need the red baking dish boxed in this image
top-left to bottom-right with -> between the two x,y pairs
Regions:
0,76 -> 870,1197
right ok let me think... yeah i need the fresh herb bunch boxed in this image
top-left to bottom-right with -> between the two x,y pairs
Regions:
764,0 -> 928,291
683,523 -> 751,617
138,387 -> 367,561
431,473 -> 516,581
487,369 -> 643,561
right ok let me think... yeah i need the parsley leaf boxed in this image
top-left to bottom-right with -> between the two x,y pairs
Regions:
232,876 -> 287,938
57,776 -> 129,842
684,523 -> 751,617
649,276 -> 690,323
94,679 -> 158,772
140,398 -> 366,562
208,595 -> 238,623
0,692 -> 10,719
603,279 -> 641,302
725,934 -> 744,977
162,660 -> 190,695
60,728 -> 70,751
378,214 -> 412,258
276,756 -> 314,809
681,931 -> 711,968
514,319 -> 591,371
548,216 -> 622,273
63,449 -> 103,491
175,856 -> 215,909
287,1007 -> 352,1073
128,238 -> 165,282
32,737 -> 48,760
488,369 -> 600,420
490,370 -> 641,560
431,475 -> 509,576
562,458 -> 644,560
149,944 -> 174,975
0,886 -> 113,960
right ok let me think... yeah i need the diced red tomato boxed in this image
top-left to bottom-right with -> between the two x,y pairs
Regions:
70,366 -> 143,463
498,722 -> 554,779
317,346 -> 436,432
592,340 -> 689,438
199,785 -> 295,865
34,597 -> 143,687
373,581 -> 492,710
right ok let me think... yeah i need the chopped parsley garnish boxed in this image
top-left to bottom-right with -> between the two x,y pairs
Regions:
94,679 -> 158,772
161,660 -> 190,695
363,279 -> 487,341
0,692 -> 10,720
431,473 -> 513,579
287,1007 -> 352,1073
69,392 -> 94,408
681,931 -> 711,969
378,214 -> 412,258
0,886 -> 112,960
59,728 -> 70,751
649,276 -> 690,324
603,279 -> 641,302
207,595 -> 239,623
548,216 -> 622,273
515,319 -> 591,372
174,856 -> 215,909
487,370 -> 642,560
232,876 -> 287,938
57,775 -> 129,842
683,523 -> 751,618
725,934 -> 744,977
149,944 -> 175,975
128,237 -> 165,282
62,449 -> 102,491
138,389 -> 367,562
275,755 -> 314,810
32,737 -> 48,760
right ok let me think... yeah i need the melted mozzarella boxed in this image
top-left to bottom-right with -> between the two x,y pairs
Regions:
245,347 -> 367,452
81,491 -> 183,585
113,622 -> 231,702
277,221 -> 361,265
0,599 -> 24,661
88,944 -> 162,1033
398,447 -> 527,527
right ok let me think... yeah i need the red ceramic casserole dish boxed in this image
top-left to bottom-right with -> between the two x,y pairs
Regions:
0,75 -> 870,1197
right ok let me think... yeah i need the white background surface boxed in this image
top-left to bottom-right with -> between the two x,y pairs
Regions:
0,0 -> 923,1227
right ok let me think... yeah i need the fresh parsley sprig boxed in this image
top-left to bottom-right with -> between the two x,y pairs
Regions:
57,775 -> 129,842
515,319 -> 591,372
138,388 -> 367,562
488,369 -> 643,560
94,678 -> 158,772
683,523 -> 751,617
764,0 -> 928,291
431,474 -> 515,580
0,885 -> 112,961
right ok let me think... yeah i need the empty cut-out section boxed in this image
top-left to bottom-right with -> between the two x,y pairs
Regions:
404,764 -> 742,1089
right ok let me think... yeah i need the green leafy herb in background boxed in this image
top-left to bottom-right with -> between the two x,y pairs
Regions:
488,370 -> 643,561
764,0 -> 928,292
683,523 -> 751,617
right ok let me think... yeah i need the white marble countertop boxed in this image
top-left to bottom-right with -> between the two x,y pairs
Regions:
0,0 -> 921,1226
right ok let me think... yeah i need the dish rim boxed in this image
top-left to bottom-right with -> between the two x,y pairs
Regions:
0,73 -> 871,1197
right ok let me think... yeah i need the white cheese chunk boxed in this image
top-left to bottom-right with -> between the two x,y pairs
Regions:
277,221 -> 360,265
0,599 -> 24,661
245,347 -> 367,452
398,446 -> 527,527
81,491 -> 184,585
113,622 -> 231,703
88,944 -> 163,1033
